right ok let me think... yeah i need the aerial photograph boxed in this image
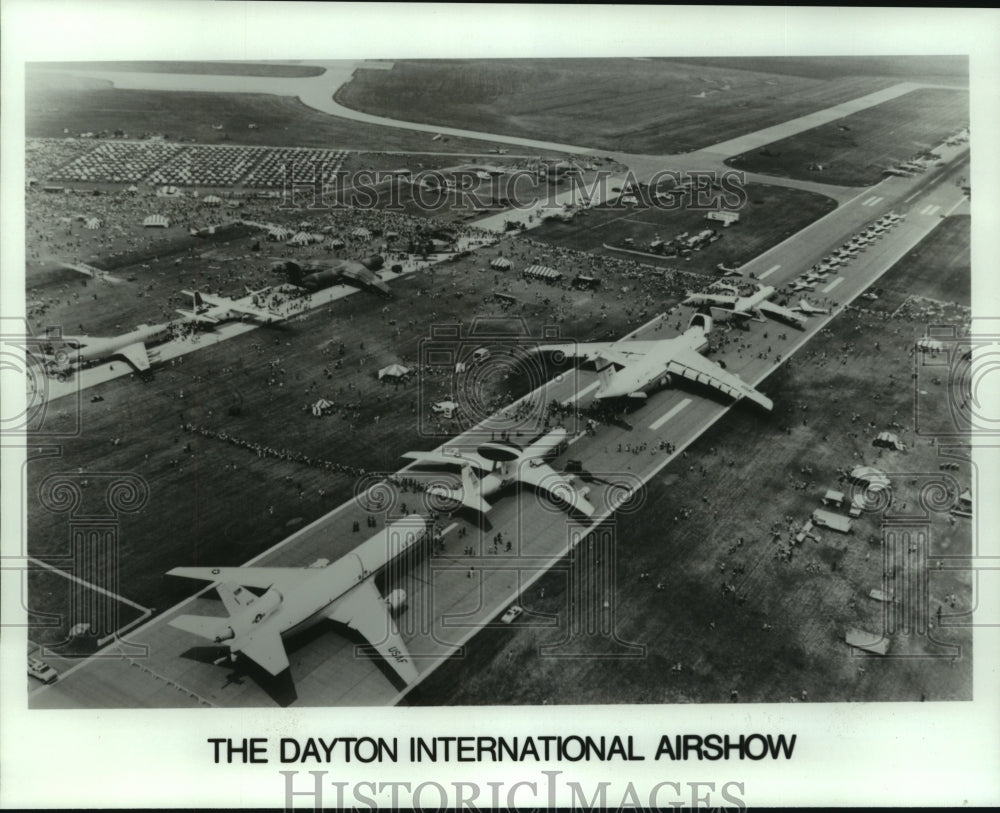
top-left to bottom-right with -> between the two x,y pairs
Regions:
17,49 -> 976,712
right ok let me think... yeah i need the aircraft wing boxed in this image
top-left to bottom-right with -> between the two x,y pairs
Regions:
538,341 -> 661,363
517,462 -> 596,516
176,309 -> 220,324
239,628 -> 291,676
665,348 -> 773,411
684,293 -> 738,307
758,301 -> 807,327
796,299 -> 829,315
326,579 -> 418,683
427,483 -> 492,514
119,341 -> 151,372
168,566 -> 305,595
402,448 -> 491,472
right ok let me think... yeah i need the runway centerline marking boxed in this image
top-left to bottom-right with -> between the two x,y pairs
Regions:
822,277 -> 845,294
649,398 -> 692,431
758,264 -> 781,280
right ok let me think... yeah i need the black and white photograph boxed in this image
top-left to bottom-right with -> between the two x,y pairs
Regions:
2,3 -> 998,809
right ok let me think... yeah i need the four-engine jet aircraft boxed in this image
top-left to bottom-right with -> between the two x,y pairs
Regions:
271,254 -> 391,297
684,283 -> 806,328
46,323 -> 170,372
176,290 -> 283,325
403,428 -> 595,516
167,517 -> 429,683
538,314 -> 773,410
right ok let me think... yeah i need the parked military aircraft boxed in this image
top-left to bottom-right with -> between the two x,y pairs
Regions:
167,517 -> 429,683
46,323 -> 170,372
403,428 -> 595,516
538,314 -> 773,410
684,283 -> 806,328
271,254 -> 391,297
176,290 -> 284,325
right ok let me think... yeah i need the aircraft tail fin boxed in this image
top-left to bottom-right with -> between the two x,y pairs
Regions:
594,354 -> 619,393
281,262 -> 303,286
688,312 -> 712,335
459,464 -> 491,513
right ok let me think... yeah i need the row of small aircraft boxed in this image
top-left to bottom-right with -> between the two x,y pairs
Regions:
787,212 -> 903,294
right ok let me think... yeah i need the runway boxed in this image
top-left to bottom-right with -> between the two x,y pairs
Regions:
30,144 -> 968,708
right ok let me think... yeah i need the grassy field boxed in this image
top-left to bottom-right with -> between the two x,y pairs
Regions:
871,214 -> 971,305
24,71 -> 533,155
33,61 -> 325,78
407,222 -> 974,704
726,88 -> 969,187
335,58 -> 938,154
529,183 -> 837,273
670,56 -> 968,83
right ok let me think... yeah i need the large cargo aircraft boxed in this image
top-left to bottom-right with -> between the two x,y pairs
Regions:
538,314 -> 773,410
270,254 -> 391,297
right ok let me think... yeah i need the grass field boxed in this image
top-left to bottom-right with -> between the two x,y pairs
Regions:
36,61 -> 325,78
726,88 -> 969,187
24,71 -> 531,155
407,229 -> 974,704
529,183 -> 837,273
335,58 -> 943,154
669,56 -> 968,83
870,214 -> 971,305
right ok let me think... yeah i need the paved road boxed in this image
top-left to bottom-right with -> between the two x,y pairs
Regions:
31,146 -> 968,708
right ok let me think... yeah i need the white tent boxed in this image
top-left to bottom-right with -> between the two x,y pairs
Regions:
873,431 -> 906,451
491,257 -> 512,270
202,195 -> 223,205
378,363 -> 411,381
311,398 -> 334,417
351,227 -> 372,239
287,231 -> 312,246
84,218 -> 101,230
524,264 -> 562,281
157,185 -> 181,198
143,214 -> 170,228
